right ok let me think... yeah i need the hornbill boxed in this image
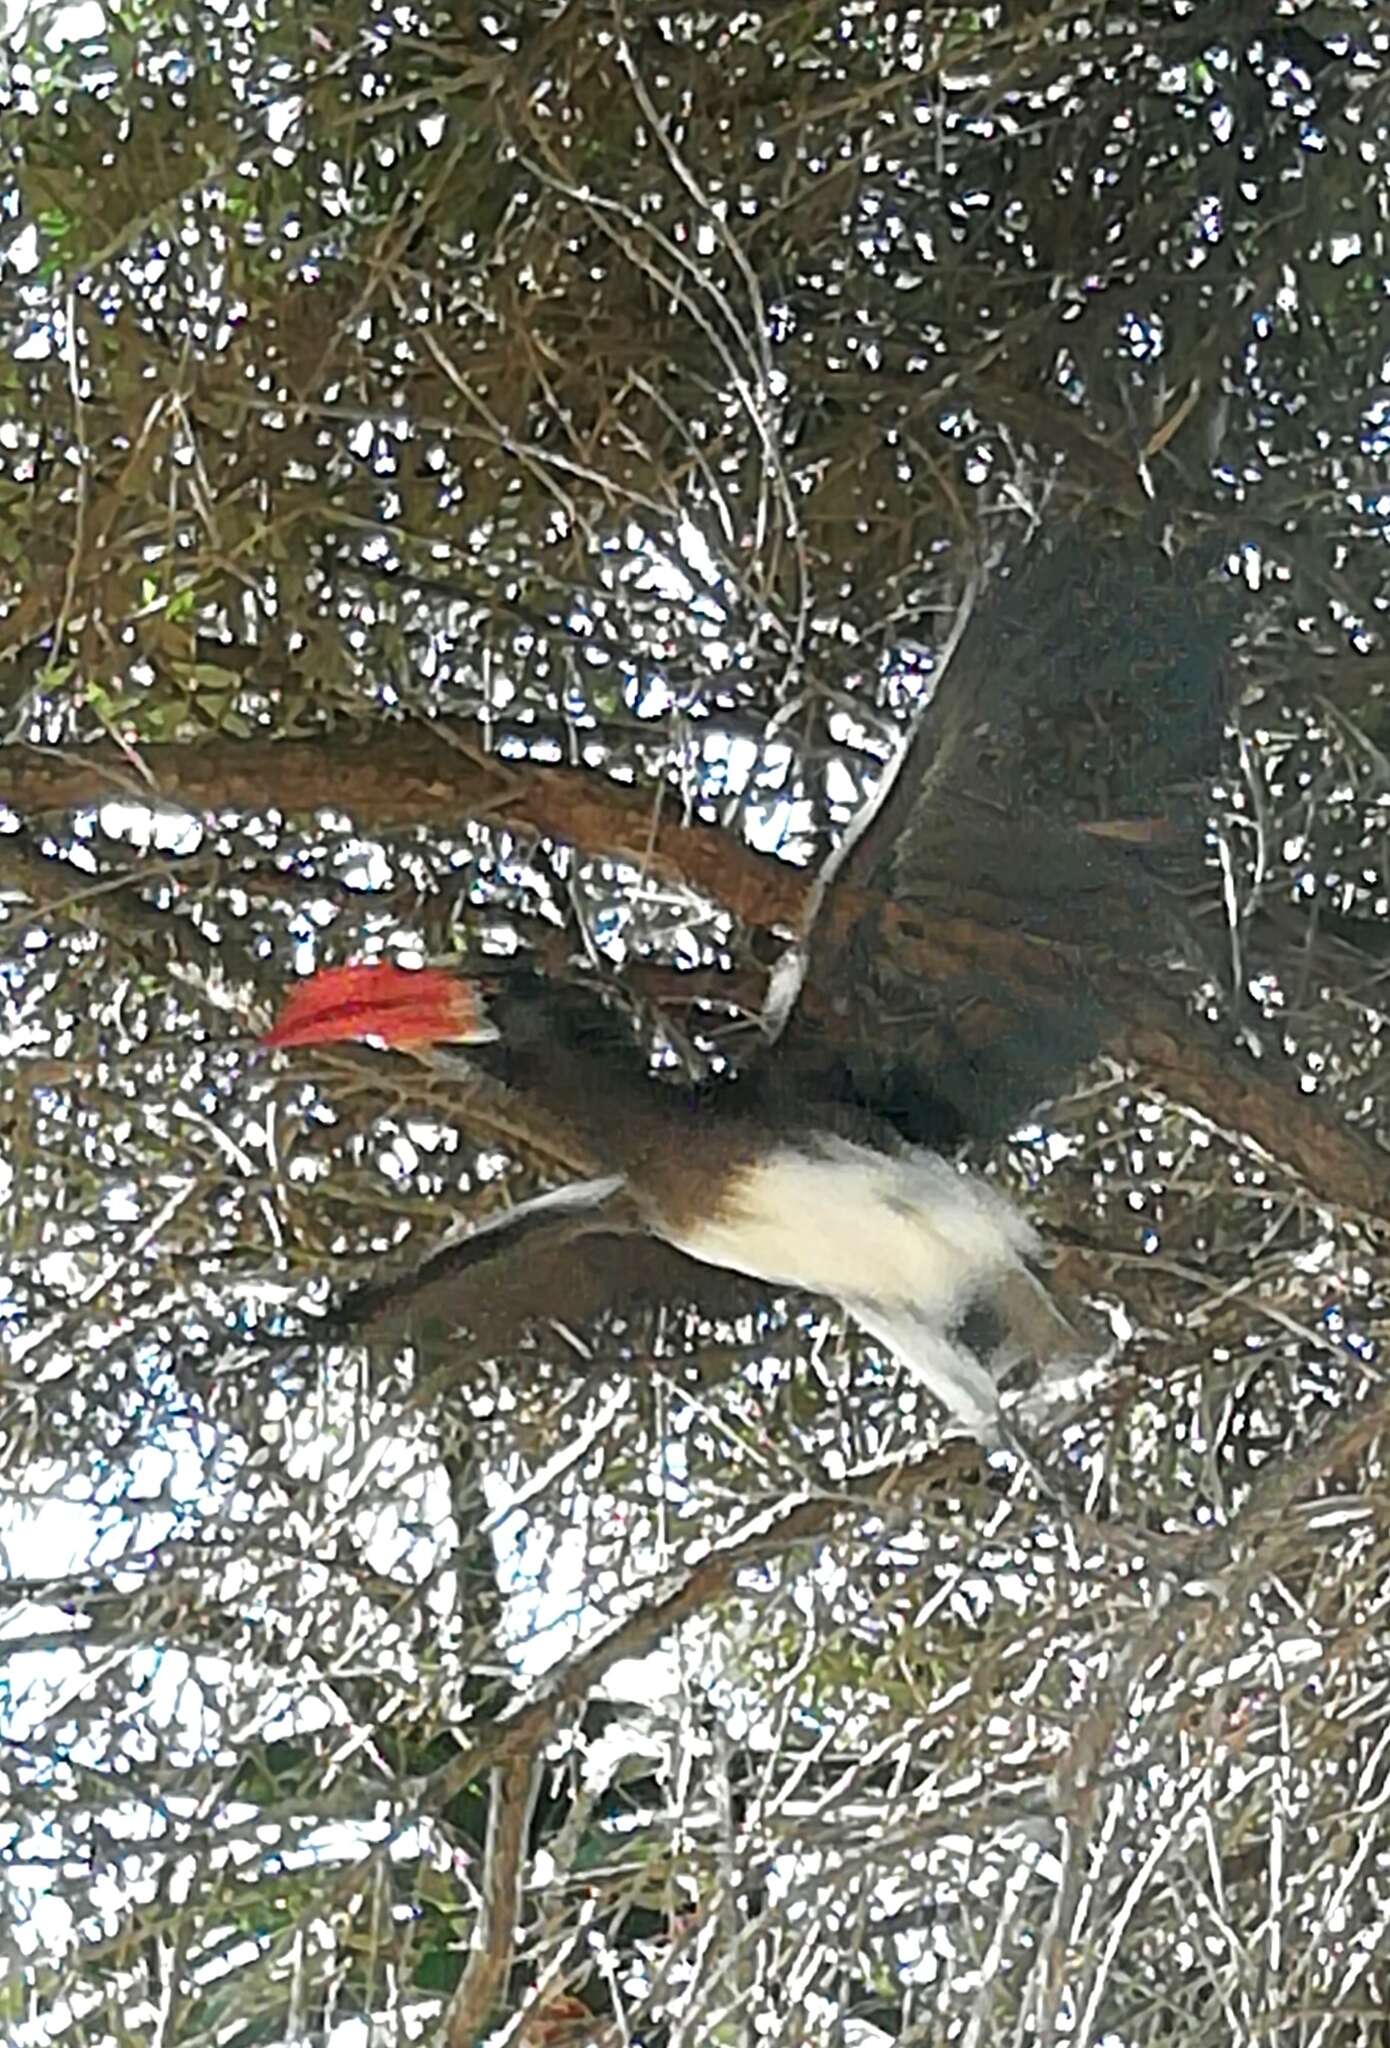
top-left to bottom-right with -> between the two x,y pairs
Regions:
263,962 -> 1093,1460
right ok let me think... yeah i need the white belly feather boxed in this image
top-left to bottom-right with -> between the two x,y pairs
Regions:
658,1135 -> 1054,1442
663,1135 -> 1036,1317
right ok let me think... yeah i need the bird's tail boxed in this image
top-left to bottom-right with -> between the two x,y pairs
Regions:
847,1299 -> 1008,1443
848,1260 -> 1103,1451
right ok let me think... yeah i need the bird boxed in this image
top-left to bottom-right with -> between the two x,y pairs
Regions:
262,961 -> 1092,1461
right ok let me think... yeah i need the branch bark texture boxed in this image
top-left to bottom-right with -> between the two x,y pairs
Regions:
7,727 -> 1387,1231
0,732 -> 805,929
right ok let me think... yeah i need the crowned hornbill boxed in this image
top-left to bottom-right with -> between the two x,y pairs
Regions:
263,961 -> 1092,1461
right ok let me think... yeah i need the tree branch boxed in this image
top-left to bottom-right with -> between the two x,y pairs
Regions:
445,1757 -> 541,2048
801,892 -> 1390,1229
1125,996 -> 1390,1225
420,1447 -> 980,1813
0,731 -> 805,930
9,729 -> 1385,1236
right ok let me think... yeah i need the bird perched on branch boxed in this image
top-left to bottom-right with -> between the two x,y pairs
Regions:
264,961 -> 1091,1460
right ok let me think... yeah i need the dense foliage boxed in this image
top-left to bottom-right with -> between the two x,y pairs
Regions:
2,4 -> 1388,2044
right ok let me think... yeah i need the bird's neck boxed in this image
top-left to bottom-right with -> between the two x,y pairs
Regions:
470,980 -> 769,1233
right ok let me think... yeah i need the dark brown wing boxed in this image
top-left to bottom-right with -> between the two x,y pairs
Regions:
774,531 -> 1238,1145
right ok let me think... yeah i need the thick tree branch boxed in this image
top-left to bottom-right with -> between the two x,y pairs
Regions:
9,727 -> 1385,1240
1125,999 -> 1390,1225
445,1757 -> 541,2048
0,732 -> 806,930
800,894 -> 1390,1229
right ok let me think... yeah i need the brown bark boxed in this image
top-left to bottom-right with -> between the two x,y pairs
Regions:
1127,1003 -> 1390,1226
444,1757 -> 540,2048
0,731 -> 806,930
7,732 -> 1386,1230
806,891 -> 1390,1230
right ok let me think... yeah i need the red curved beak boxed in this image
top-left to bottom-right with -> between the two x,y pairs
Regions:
262,963 -> 498,1052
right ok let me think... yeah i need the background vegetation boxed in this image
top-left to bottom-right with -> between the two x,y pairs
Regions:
2,3 -> 1389,2043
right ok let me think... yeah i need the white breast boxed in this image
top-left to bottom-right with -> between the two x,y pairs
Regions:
660,1135 -> 1037,1321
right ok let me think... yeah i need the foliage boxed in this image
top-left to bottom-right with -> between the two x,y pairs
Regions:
1,3 -> 1389,2044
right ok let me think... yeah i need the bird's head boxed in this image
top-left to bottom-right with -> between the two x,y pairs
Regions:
261,962 -> 499,1053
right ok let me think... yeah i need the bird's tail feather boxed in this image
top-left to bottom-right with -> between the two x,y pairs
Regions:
848,1264 -> 1103,1449
847,1299 -> 1006,1442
